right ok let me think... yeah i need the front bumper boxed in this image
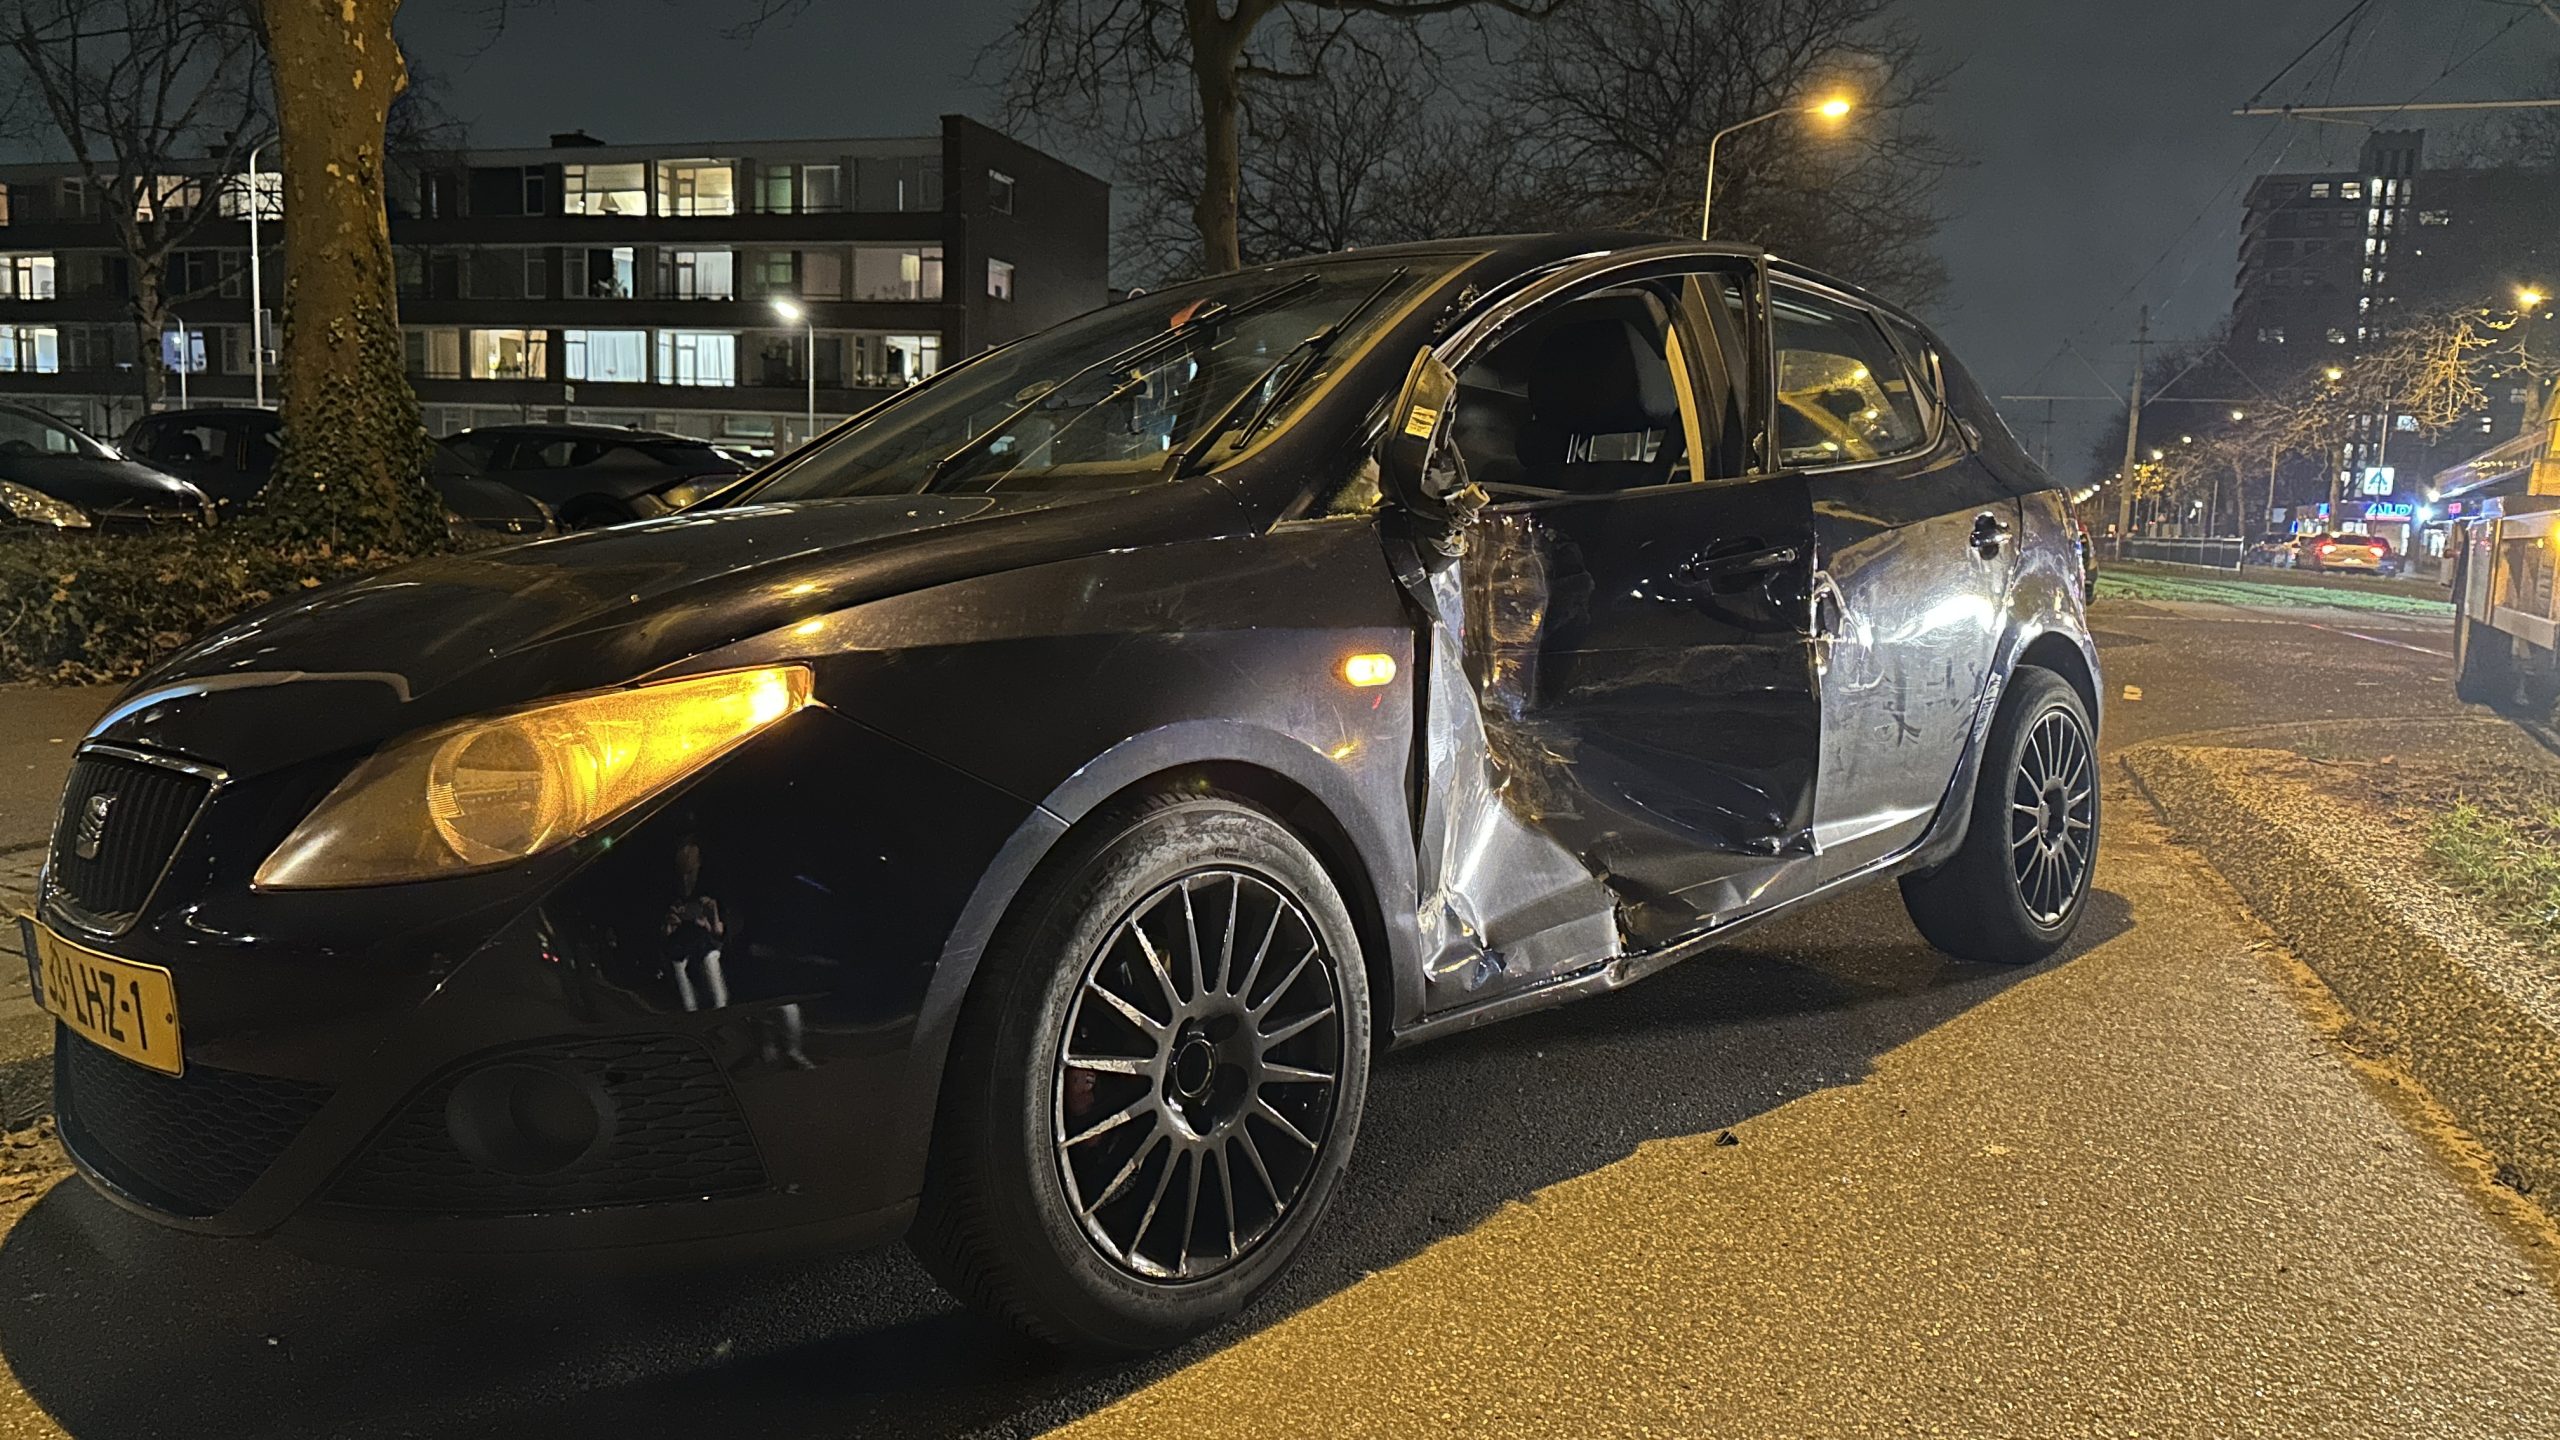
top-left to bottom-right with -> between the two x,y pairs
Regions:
41,705 -> 1036,1269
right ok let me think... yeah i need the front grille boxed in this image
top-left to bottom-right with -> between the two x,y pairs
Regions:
46,752 -> 213,928
55,1030 -> 333,1218
325,1035 -> 767,1216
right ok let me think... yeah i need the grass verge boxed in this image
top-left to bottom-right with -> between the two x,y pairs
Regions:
2426,801 -> 2560,952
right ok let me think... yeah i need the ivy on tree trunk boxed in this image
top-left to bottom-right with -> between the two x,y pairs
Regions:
259,0 -> 446,556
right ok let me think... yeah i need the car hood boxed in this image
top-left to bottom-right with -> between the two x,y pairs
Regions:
92,482 -> 1263,774
5,454 -> 205,513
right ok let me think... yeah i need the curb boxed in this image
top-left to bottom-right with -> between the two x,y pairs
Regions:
2123,742 -> 2560,1201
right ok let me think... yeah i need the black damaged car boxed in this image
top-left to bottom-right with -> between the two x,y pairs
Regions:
24,235 -> 2100,1353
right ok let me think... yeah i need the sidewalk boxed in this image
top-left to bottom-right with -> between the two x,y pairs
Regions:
0,685 -> 110,1129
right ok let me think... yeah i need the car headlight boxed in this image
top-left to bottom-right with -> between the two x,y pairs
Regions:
655,476 -> 732,510
0,480 -> 93,529
253,665 -> 814,889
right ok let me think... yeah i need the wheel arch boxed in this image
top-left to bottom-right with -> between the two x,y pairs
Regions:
902,720 -> 1423,1199
2016,627 -> 2100,733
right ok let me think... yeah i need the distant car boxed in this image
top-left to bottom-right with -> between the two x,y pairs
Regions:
2243,533 -> 2301,568
0,400 -> 210,533
120,407 -> 553,541
439,423 -> 750,528
2301,532 -> 2390,574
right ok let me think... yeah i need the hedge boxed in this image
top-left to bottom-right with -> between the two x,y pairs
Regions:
0,527 -> 412,685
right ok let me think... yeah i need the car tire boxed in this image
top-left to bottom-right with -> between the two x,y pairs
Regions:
912,790 -> 1373,1354
1900,668 -> 2099,966
2454,620 -> 2513,706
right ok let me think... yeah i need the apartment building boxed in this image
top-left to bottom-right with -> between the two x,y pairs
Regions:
0,115 -> 1110,451
2229,128 -> 2560,520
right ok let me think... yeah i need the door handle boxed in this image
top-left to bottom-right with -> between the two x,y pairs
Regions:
1970,511 -> 2012,557
1677,541 -> 1802,584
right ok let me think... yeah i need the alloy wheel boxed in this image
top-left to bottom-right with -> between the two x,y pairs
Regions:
1052,870 -> 1346,1281
2009,707 -> 2096,925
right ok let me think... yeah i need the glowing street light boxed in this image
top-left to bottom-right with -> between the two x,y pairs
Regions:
2231,408 -> 2247,422
771,297 -> 815,446
1701,94 -> 1854,239
2521,287 -> 2546,311
2323,365 -> 2346,382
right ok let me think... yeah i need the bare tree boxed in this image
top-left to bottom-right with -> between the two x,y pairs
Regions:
1501,0 -> 1962,305
1113,25 -> 1531,278
257,0 -> 447,553
992,0 -> 1562,275
0,0 -> 267,409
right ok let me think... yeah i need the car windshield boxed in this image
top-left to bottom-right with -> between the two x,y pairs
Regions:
0,406 -> 106,460
740,255 -> 1460,503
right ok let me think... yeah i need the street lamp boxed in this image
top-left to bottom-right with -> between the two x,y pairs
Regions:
2520,287 -> 2545,311
2230,408 -> 2247,422
1700,93 -> 1854,239
2323,365 -> 2346,382
245,142 -> 269,409
771,297 -> 814,446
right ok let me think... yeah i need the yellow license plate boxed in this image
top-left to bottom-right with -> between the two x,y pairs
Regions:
24,919 -> 183,1076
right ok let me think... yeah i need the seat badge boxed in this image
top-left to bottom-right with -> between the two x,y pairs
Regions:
74,792 -> 115,862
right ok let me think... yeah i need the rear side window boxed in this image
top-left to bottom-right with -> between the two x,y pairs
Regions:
1770,286 -> 1930,467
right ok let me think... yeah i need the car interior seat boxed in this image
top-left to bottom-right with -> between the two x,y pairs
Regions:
1452,294 -> 1684,495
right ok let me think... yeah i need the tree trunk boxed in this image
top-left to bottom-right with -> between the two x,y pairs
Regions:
259,0 -> 443,554
1186,3 -> 1247,276
128,264 -> 166,413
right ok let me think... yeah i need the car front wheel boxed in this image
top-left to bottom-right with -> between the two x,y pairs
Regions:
1900,667 -> 2099,964
913,791 -> 1372,1353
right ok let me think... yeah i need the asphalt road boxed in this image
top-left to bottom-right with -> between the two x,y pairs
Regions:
3,573 -> 2555,1438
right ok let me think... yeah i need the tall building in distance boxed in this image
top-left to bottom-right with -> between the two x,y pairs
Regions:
2230,128 -> 2560,536
0,116 -> 1110,452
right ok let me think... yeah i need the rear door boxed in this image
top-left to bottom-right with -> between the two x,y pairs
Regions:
1769,281 -> 2015,878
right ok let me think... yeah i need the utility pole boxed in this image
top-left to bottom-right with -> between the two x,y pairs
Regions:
2114,305 -> 2150,556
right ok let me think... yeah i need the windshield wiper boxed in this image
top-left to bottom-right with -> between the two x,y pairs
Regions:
924,273 -> 1324,492
1169,267 -> 1412,478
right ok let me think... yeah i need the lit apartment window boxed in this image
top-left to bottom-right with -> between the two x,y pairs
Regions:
2340,181 -> 2362,200
2309,182 -> 2331,198
133,175 -> 204,222
567,246 -> 636,298
657,329 -> 737,387
988,170 -> 1016,214
851,332 -> 940,387
752,251 -> 796,294
0,325 -> 60,374
851,245 -> 942,300
467,328 -> 548,380
2418,209 -> 2452,226
667,249 -> 735,300
1,254 -> 56,300
562,163 -> 648,216
218,171 -> 283,221
2328,328 -> 2349,344
987,258 -> 1015,301
564,328 -> 648,383
0,183 -> 11,225
405,327 -> 463,379
658,161 -> 736,217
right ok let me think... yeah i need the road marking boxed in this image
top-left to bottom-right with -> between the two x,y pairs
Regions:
2301,622 -> 2452,659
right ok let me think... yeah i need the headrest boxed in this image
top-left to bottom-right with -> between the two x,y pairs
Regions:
1527,319 -> 1680,434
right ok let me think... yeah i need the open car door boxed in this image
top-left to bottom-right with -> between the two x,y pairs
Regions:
1386,252 -> 1826,1014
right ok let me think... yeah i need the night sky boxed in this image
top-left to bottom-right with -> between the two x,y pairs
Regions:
394,1 -> 2553,470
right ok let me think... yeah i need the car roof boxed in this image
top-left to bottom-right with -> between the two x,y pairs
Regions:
1254,232 -> 1929,331
141,407 -> 278,430
454,423 -> 707,444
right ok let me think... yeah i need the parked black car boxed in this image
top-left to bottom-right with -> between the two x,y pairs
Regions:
120,408 -> 553,541
27,236 -> 2100,1353
0,400 -> 209,531
438,423 -> 750,528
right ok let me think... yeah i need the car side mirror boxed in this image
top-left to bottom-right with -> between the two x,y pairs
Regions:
1379,346 -> 1462,506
